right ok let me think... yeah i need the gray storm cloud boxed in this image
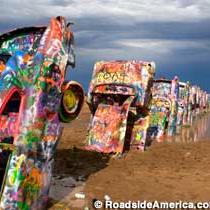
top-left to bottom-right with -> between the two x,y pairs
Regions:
0,0 -> 210,23
0,0 -> 210,90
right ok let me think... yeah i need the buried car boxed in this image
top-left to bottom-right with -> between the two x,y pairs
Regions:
0,17 -> 84,209
86,60 -> 155,154
148,76 -> 179,139
189,85 -> 200,123
187,86 -> 209,125
176,81 -> 190,130
200,91 -> 209,113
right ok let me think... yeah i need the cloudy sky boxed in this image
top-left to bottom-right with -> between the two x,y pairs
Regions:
0,0 -> 210,91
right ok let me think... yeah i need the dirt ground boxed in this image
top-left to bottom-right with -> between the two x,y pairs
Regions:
48,104 -> 210,210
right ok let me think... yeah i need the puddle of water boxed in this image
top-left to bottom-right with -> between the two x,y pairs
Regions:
49,176 -> 87,209
165,112 -> 210,143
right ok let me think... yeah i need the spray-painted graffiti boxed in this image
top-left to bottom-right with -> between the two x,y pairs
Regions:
176,81 -> 190,131
0,16 -> 84,209
148,76 -> 179,139
95,71 -> 129,84
86,60 -> 155,154
149,76 -> 209,141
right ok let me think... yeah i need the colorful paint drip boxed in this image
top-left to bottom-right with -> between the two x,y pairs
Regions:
0,17 -> 84,209
86,60 -> 155,154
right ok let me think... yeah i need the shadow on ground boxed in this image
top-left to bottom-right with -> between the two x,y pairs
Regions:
53,147 -> 110,179
47,147 -> 110,209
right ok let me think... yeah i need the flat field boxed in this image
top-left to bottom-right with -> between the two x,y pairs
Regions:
48,104 -> 210,210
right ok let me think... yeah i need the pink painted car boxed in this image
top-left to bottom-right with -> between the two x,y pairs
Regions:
0,17 -> 84,209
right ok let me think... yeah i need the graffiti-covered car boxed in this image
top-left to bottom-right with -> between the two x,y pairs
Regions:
198,89 -> 208,114
189,85 -> 200,123
187,86 -> 209,126
200,91 -> 209,113
176,81 -> 190,130
0,16 -> 84,209
86,60 -> 155,154
148,76 -> 179,139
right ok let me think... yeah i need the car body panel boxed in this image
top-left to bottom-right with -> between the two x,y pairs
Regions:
148,77 -> 179,139
86,60 -> 155,153
0,17 -> 84,209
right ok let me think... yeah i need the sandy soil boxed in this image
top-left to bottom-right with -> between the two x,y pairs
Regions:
48,104 -> 210,210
